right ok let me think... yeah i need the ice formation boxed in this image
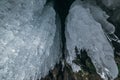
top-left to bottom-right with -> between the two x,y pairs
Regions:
70,0 -> 116,35
0,0 -> 61,80
77,0 -> 119,42
65,0 -> 118,79
0,0 -> 119,80
100,0 -> 120,9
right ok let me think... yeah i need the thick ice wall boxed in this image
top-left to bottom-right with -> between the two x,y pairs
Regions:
65,1 -> 118,80
0,0 -> 61,80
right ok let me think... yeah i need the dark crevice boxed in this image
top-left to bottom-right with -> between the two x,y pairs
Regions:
96,0 -> 113,15
53,0 -> 75,79
40,0 -> 75,80
41,0 -> 120,80
96,0 -> 120,55
108,9 -> 120,54
54,0 -> 75,60
40,0 -> 120,80
46,0 -> 75,60
74,47 -> 96,73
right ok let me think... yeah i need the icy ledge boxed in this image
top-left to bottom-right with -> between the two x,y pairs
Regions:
0,0 -> 61,80
65,0 -> 118,80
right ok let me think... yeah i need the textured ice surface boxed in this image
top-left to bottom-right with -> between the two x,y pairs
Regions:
88,5 -> 115,34
0,0 -> 61,80
73,0 -> 115,34
100,0 -> 120,9
73,0 -> 119,43
65,1 -> 118,80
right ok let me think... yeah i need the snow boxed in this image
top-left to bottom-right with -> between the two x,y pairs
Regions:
65,1 -> 118,79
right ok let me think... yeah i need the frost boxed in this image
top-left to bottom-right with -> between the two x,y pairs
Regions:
65,1 -> 118,80
0,0 -> 61,80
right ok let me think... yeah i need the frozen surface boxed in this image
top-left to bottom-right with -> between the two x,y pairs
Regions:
73,0 -> 115,34
73,0 -> 118,43
88,4 -> 115,34
101,0 -> 120,9
65,1 -> 118,80
0,0 -> 61,80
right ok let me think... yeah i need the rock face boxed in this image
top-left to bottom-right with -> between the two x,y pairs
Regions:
65,0 -> 118,80
0,0 -> 61,80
